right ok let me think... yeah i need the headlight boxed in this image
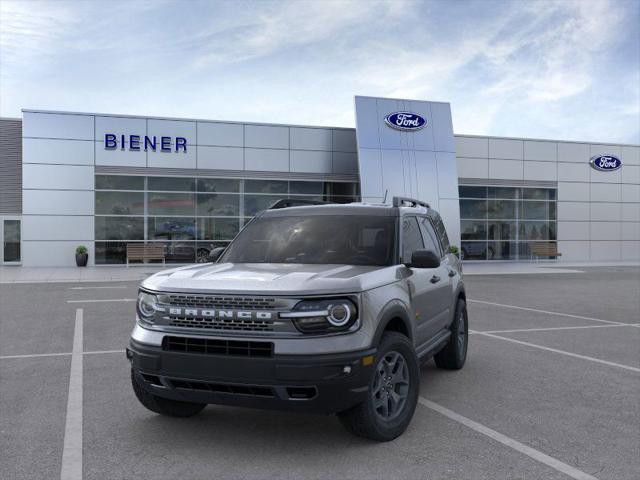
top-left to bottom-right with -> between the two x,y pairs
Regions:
137,291 -> 158,324
281,298 -> 358,334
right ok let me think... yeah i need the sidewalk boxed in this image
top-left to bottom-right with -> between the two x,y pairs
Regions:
462,260 -> 640,275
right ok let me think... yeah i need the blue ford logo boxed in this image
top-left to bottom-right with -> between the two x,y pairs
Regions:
384,112 -> 427,131
590,155 -> 622,172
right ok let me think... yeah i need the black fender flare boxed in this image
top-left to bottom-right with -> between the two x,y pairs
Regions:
371,299 -> 414,348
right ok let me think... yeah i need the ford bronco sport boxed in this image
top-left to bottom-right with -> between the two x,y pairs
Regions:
128,196 -> 468,441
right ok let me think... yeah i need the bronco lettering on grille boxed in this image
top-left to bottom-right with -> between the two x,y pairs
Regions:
168,308 -> 273,320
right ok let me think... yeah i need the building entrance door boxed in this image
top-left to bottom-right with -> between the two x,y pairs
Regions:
1,217 -> 21,264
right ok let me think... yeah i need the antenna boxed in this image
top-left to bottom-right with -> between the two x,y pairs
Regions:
382,189 -> 388,204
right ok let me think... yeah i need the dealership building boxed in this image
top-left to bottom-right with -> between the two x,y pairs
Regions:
0,95 -> 638,267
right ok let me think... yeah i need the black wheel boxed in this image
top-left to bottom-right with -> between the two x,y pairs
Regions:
196,248 -> 210,263
434,299 -> 468,370
338,332 -> 419,442
131,370 -> 206,417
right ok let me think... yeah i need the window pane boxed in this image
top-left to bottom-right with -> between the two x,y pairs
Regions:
148,241 -> 195,263
197,218 -> 240,240
244,179 -> 287,194
148,192 -> 195,216
244,195 -> 285,216
197,178 -> 240,193
330,182 -> 357,196
461,220 -> 487,240
458,186 -> 486,198
95,216 -> 144,240
488,200 -> 516,219
418,217 -> 442,256
460,199 -> 487,219
461,241 -> 488,260
431,213 -> 450,251
487,221 -> 516,240
402,217 -> 424,263
147,176 -> 195,192
289,181 -> 324,195
195,241 -> 230,263
148,217 -> 196,241
519,221 -> 554,240
488,187 -> 517,199
95,175 -> 144,190
521,201 -> 554,220
522,188 -> 555,200
487,241 -> 516,260
95,191 -> 144,215
519,241 -> 558,259
196,193 -> 240,216
95,241 -> 129,264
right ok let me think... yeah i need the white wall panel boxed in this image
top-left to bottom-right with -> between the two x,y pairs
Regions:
621,145 -> 640,165
147,119 -> 196,145
489,138 -> 523,160
290,128 -> 332,151
590,203 -> 621,221
405,99 -> 436,152
436,151 -> 459,199
95,116 -> 146,141
415,151 -> 439,208
430,102 -> 455,153
22,215 -> 93,241
590,183 -> 621,202
590,144 -> 622,159
357,148 -> 383,197
23,112 -> 94,140
488,159 -> 524,180
95,146 -> 147,167
622,222 -> 640,240
590,222 -> 621,240
557,241 -> 589,261
457,157 -> 488,179
558,163 -> 589,182
590,241 -> 621,261
332,152 -> 358,174
245,125 -> 288,149
290,150 -> 332,173
379,149 -> 405,198
621,241 -> 640,259
524,161 -> 556,181
590,166 -> 621,184
197,146 -> 243,170
197,122 -> 243,147
23,164 -> 94,190
354,97 -> 381,150
23,138 -> 94,165
244,148 -> 288,172
22,241 -> 95,267
438,198 -> 461,246
557,142 -> 589,163
557,182 -> 589,202
524,141 -> 556,161
621,165 -> 640,184
147,149 -> 196,169
23,190 -> 94,215
558,202 -> 590,221
557,221 -> 590,241
622,203 -> 640,222
621,184 -> 640,203
332,130 -> 357,152
455,136 -> 488,158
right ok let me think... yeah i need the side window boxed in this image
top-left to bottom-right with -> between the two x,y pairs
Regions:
402,217 -> 424,263
432,214 -> 450,251
419,217 -> 442,257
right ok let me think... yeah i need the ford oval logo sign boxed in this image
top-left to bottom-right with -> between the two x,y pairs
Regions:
590,155 -> 622,172
384,112 -> 427,131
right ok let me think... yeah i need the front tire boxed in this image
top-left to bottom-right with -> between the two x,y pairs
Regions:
338,332 -> 419,442
434,299 -> 468,370
131,370 -> 206,417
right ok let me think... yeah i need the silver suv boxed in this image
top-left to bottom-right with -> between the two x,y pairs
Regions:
128,197 -> 468,441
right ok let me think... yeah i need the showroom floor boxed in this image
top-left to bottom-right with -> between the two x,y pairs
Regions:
1,266 -> 638,479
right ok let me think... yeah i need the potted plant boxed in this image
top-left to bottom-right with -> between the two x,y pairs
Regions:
448,245 -> 460,259
75,245 -> 88,267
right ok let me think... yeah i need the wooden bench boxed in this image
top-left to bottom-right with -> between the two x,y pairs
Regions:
530,242 -> 562,261
126,244 -> 165,266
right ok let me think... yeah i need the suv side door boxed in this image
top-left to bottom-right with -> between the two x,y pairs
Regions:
401,216 -> 445,348
418,216 -> 454,332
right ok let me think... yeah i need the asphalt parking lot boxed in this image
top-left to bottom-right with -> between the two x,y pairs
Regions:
1,266 -> 639,480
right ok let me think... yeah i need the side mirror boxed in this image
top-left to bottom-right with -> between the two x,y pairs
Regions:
208,247 -> 226,263
407,249 -> 440,269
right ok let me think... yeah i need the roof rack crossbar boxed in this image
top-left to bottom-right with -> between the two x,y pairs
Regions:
268,198 -> 333,210
392,196 -> 431,209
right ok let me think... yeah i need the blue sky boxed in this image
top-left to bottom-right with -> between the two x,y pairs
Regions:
1,0 -> 639,143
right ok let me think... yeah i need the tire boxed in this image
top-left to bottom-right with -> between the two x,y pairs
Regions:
434,299 -> 468,370
131,370 -> 206,417
338,332 -> 419,442
196,248 -> 210,263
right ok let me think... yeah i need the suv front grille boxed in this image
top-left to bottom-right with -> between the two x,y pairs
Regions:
163,336 -> 274,357
168,316 -> 273,332
167,295 -> 277,310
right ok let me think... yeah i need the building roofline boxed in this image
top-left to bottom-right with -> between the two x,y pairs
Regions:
452,133 -> 639,148
354,95 -> 451,105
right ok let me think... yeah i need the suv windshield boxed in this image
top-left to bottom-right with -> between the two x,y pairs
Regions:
220,215 -> 396,266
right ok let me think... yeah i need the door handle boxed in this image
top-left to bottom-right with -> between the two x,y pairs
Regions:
430,275 -> 441,284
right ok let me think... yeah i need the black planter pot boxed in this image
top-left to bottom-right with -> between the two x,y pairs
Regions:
75,253 -> 88,267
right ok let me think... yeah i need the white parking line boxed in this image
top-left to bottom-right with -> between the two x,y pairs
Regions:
418,397 -> 598,480
66,298 -> 136,304
468,299 -> 625,326
68,286 -> 128,290
475,331 -> 640,373
60,308 -> 83,480
0,349 -> 125,360
470,323 -> 640,334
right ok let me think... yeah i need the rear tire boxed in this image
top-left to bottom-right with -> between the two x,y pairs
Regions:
131,370 -> 206,417
434,299 -> 468,370
338,332 -> 419,442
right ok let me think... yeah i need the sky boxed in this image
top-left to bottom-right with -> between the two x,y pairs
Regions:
1,0 -> 639,143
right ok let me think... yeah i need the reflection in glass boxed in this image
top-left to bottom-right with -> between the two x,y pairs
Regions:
460,200 -> 487,219
244,195 -> 285,216
487,221 -> 516,240
197,218 -> 240,240
95,241 -> 129,264
196,193 -> 240,216
521,201 -> 555,220
197,178 -> 240,193
147,177 -> 195,192
488,200 -> 516,219
148,241 -> 194,263
461,241 -> 488,260
148,217 -> 196,240
245,179 -> 287,194
148,193 -> 195,216
461,220 -> 487,240
290,181 -> 323,195
488,187 -> 516,199
487,241 -> 516,260
522,188 -> 555,200
95,216 -> 144,240
95,192 -> 144,215
459,186 -> 486,198
95,175 -> 144,190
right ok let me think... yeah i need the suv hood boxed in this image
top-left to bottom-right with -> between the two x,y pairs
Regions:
141,263 -> 400,295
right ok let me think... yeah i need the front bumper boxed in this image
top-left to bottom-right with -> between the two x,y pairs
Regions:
128,337 -> 376,414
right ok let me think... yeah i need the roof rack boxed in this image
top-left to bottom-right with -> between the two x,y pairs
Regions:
392,196 -> 430,209
268,198 -> 333,210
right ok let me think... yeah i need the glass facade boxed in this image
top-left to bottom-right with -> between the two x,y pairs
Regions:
95,175 -> 360,264
459,186 -> 557,260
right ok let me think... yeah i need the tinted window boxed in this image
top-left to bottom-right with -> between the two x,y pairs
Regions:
401,217 -> 424,263
147,177 -> 195,192
221,215 -> 396,266
95,175 -> 144,190
419,217 -> 442,256
431,214 -> 450,251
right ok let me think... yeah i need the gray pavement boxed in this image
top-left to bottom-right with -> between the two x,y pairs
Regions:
1,267 -> 639,479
